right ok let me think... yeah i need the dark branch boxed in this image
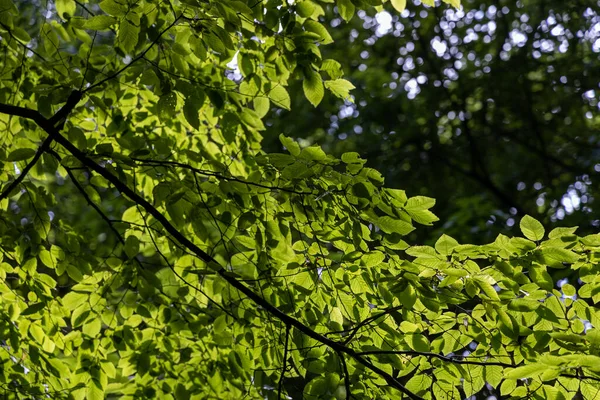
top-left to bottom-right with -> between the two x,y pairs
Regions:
0,107 -> 422,398
277,324 -> 290,399
48,90 -> 83,127
338,350 -> 351,400
0,136 -> 48,201
0,83 -> 421,397
0,102 -> 45,123
0,90 -> 82,201
130,157 -> 312,195
357,350 -> 516,368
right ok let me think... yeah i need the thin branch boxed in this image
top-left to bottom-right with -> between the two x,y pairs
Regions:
563,371 -> 600,383
338,350 -> 351,400
277,324 -> 290,400
357,350 -> 516,368
48,90 -> 83,128
130,157 -> 312,195
0,90 -> 82,201
0,136 -> 48,201
84,16 -> 181,93
53,150 -> 228,320
343,305 -> 402,344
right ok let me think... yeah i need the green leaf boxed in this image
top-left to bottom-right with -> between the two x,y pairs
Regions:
475,278 -> 500,301
390,0 -> 407,12
500,379 -> 517,395
405,333 -> 430,352
234,263 -> 258,280
66,264 -> 84,282
303,69 -> 324,107
508,298 -> 540,311
88,379 -> 105,400
268,85 -> 291,110
8,148 -> 36,161
336,0 -> 355,21
118,19 -> 139,53
29,323 -> 45,344
520,215 -> 545,241
56,0 -> 76,20
405,374 -> 432,396
330,307 -> 343,328
183,94 -> 204,130
540,247 -> 580,266
240,108 -> 266,130
398,284 -> 416,309
350,275 -> 370,293
303,20 -> 333,44
434,234 -> 459,256
12,27 -> 31,43
253,97 -> 270,118
300,145 -> 327,161
83,15 -> 117,30
442,0 -> 461,8
548,226 -> 578,238
124,235 -> 140,258
204,31 -> 226,53
504,363 -> 547,379
324,79 -> 355,100
321,59 -> 344,79
83,318 -> 102,337
279,134 -> 301,156
290,271 -> 313,289
295,1 -> 316,18
406,196 -> 436,210
484,366 -> 503,388
21,302 -> 45,316
48,359 -> 71,378
341,152 -> 364,164
375,216 -> 414,235
158,92 -> 177,122
99,0 -> 126,16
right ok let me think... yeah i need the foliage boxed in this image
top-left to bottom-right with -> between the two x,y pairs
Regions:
1,0 -> 600,399
264,0 -> 600,244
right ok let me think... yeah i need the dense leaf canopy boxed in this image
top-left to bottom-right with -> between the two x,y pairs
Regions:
1,0 -> 600,399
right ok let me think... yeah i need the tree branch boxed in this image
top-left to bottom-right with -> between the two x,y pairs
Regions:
0,102 -> 46,123
131,158 -> 313,195
277,324 -> 290,399
0,90 -> 82,201
0,105 -> 423,399
0,137 -> 48,201
357,350 -> 516,368
338,350 -> 351,400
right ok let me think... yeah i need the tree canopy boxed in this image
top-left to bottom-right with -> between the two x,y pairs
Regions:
1,0 -> 600,399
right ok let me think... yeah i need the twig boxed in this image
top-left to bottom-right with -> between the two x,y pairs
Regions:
277,324 -> 291,399
357,350 -> 516,368
131,157 -> 312,195
338,350 -> 351,400
84,16 -> 181,93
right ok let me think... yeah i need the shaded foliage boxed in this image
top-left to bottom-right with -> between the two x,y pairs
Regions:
265,0 -> 600,244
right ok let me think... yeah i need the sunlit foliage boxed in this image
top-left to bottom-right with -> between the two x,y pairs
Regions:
1,0 -> 600,399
